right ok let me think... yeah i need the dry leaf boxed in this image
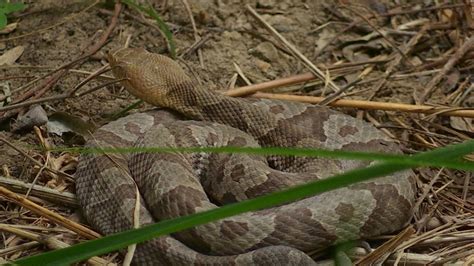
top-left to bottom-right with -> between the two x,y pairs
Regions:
0,22 -> 18,34
0,46 -> 24,65
450,117 -> 473,133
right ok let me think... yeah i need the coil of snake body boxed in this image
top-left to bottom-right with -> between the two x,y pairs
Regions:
75,48 -> 416,265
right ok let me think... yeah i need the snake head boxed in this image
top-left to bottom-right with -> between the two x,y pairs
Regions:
108,48 -> 192,108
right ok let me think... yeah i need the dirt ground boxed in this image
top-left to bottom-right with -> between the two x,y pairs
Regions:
0,0 -> 473,264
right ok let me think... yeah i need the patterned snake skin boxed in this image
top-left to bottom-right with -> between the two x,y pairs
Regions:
75,48 -> 416,265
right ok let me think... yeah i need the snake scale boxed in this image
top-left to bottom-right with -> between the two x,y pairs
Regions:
75,48 -> 416,265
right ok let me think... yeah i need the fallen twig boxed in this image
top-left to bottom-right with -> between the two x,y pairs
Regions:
224,73 -> 474,118
0,176 -> 77,207
0,185 -> 100,240
0,224 -> 112,265
250,92 -> 474,118
356,226 -> 416,265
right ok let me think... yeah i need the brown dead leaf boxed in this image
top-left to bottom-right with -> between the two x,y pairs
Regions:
450,116 -> 473,133
0,22 -> 18,34
0,46 -> 24,65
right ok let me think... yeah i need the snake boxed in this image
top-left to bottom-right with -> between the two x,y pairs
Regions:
75,48 -> 416,265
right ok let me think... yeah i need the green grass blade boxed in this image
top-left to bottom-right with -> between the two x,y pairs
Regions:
110,99 -> 143,119
52,145 -> 474,171
13,140 -> 474,265
120,0 -> 176,58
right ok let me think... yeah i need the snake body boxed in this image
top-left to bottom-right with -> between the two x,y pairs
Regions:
75,48 -> 415,265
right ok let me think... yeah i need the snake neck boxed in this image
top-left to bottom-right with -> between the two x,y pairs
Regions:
164,81 -> 279,140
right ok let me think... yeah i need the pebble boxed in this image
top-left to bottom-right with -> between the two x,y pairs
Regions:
257,0 -> 276,8
12,105 -> 48,132
262,14 -> 294,32
249,41 -> 279,63
221,31 -> 242,41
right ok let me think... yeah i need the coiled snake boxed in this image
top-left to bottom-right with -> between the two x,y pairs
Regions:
75,48 -> 415,265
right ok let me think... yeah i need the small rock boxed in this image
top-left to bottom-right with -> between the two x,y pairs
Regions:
262,14 -> 294,32
257,0 -> 276,8
249,41 -> 279,63
41,32 -> 54,43
221,31 -> 242,41
12,105 -> 48,132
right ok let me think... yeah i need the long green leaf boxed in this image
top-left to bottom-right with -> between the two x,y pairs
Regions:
51,145 -> 474,171
13,140 -> 474,265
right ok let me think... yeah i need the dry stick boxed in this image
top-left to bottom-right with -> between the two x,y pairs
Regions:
0,75 -> 33,81
76,78 -> 125,97
365,113 -> 397,140
1,72 -> 62,112
396,222 -> 463,253
435,240 -> 474,259
418,36 -> 474,104
233,63 -> 253,86
416,234 -> 474,246
225,72 -> 314,97
251,92 -> 474,118
179,34 -> 211,59
245,5 -> 341,93
356,226 -> 416,265
319,77 -> 362,106
224,73 -> 474,118
70,65 -> 111,95
0,176 -> 77,207
392,116 -> 433,149
224,58 -> 387,97
0,93 -> 77,112
180,0 -> 204,67
0,185 -> 100,240
0,241 -> 40,257
412,169 -> 443,222
0,224 -> 112,266
436,248 -> 474,265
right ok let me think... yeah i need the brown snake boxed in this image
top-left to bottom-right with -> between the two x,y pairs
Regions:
75,48 -> 416,265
